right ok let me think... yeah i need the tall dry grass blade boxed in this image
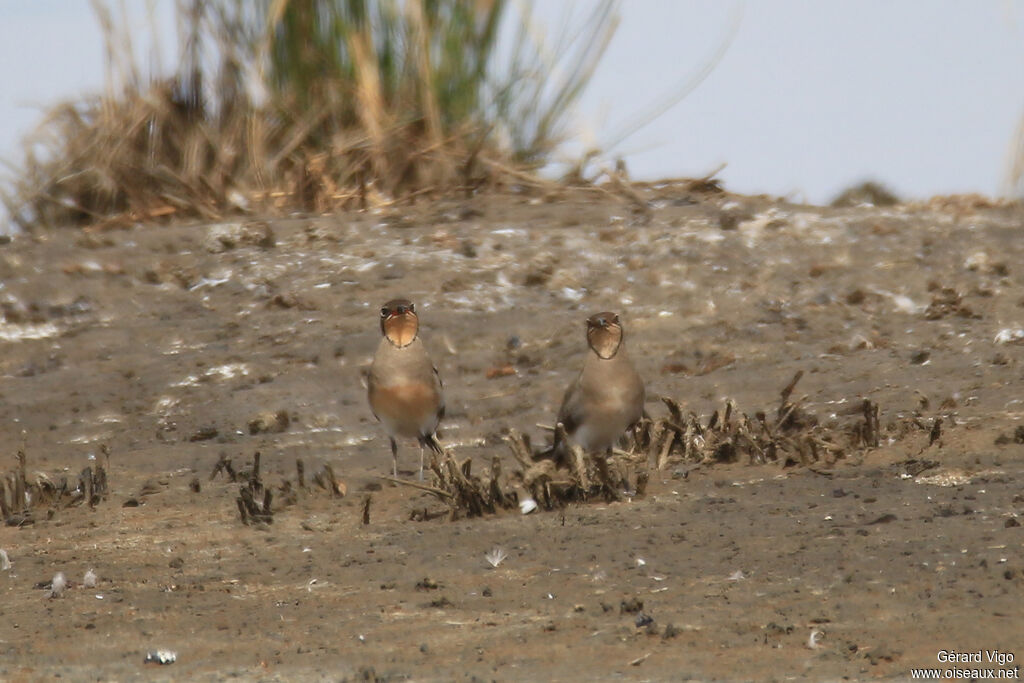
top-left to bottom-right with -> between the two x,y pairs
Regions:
530,1 -> 619,157
406,0 -> 443,149
347,24 -> 389,179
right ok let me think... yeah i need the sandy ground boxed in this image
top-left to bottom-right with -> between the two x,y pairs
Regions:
1,184 -> 1023,681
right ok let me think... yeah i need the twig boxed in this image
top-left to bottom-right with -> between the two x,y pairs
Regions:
656,428 -> 675,470
502,430 -> 535,469
361,494 -> 372,525
774,394 -> 809,431
378,476 -> 453,500
568,442 -> 590,493
780,370 -> 804,404
629,652 -> 652,667
661,397 -> 683,424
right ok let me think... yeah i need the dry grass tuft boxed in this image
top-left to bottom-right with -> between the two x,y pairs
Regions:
429,372 -> 919,518
210,451 -> 346,525
3,0 -> 618,230
0,448 -> 109,526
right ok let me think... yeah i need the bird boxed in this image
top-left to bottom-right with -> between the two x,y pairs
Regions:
554,312 -> 645,460
367,299 -> 444,480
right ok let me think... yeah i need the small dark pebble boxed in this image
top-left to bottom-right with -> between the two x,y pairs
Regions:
867,513 -> 897,525
845,289 -> 866,305
634,613 -> 655,628
718,210 -> 750,230
663,623 -> 682,640
620,597 -> 644,614
415,578 -> 440,591
168,557 -> 185,569
1005,518 -> 1021,528
765,622 -> 795,635
189,426 -> 218,442
481,586 -> 492,597
909,350 -> 930,365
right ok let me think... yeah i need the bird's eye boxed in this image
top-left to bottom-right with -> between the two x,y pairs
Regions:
408,303 -> 415,313
380,307 -> 389,317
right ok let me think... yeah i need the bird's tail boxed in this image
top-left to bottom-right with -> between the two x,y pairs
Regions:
420,433 -> 444,456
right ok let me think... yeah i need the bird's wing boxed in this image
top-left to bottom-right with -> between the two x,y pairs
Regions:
556,375 -> 584,439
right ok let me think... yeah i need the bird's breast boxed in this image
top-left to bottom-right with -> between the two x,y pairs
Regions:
369,382 -> 442,437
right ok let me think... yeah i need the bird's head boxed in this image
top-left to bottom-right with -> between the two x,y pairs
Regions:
585,312 -> 623,359
380,299 -> 419,347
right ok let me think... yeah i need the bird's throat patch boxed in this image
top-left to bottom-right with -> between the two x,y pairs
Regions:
587,326 -> 622,359
384,314 -> 418,347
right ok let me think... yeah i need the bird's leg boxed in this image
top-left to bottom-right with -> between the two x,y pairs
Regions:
390,437 -> 399,478
418,443 -> 425,482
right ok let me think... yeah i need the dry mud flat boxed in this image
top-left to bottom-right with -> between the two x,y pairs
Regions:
0,184 -> 1023,681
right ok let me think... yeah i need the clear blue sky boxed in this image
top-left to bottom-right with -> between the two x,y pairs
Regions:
2,1 -> 1023,211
